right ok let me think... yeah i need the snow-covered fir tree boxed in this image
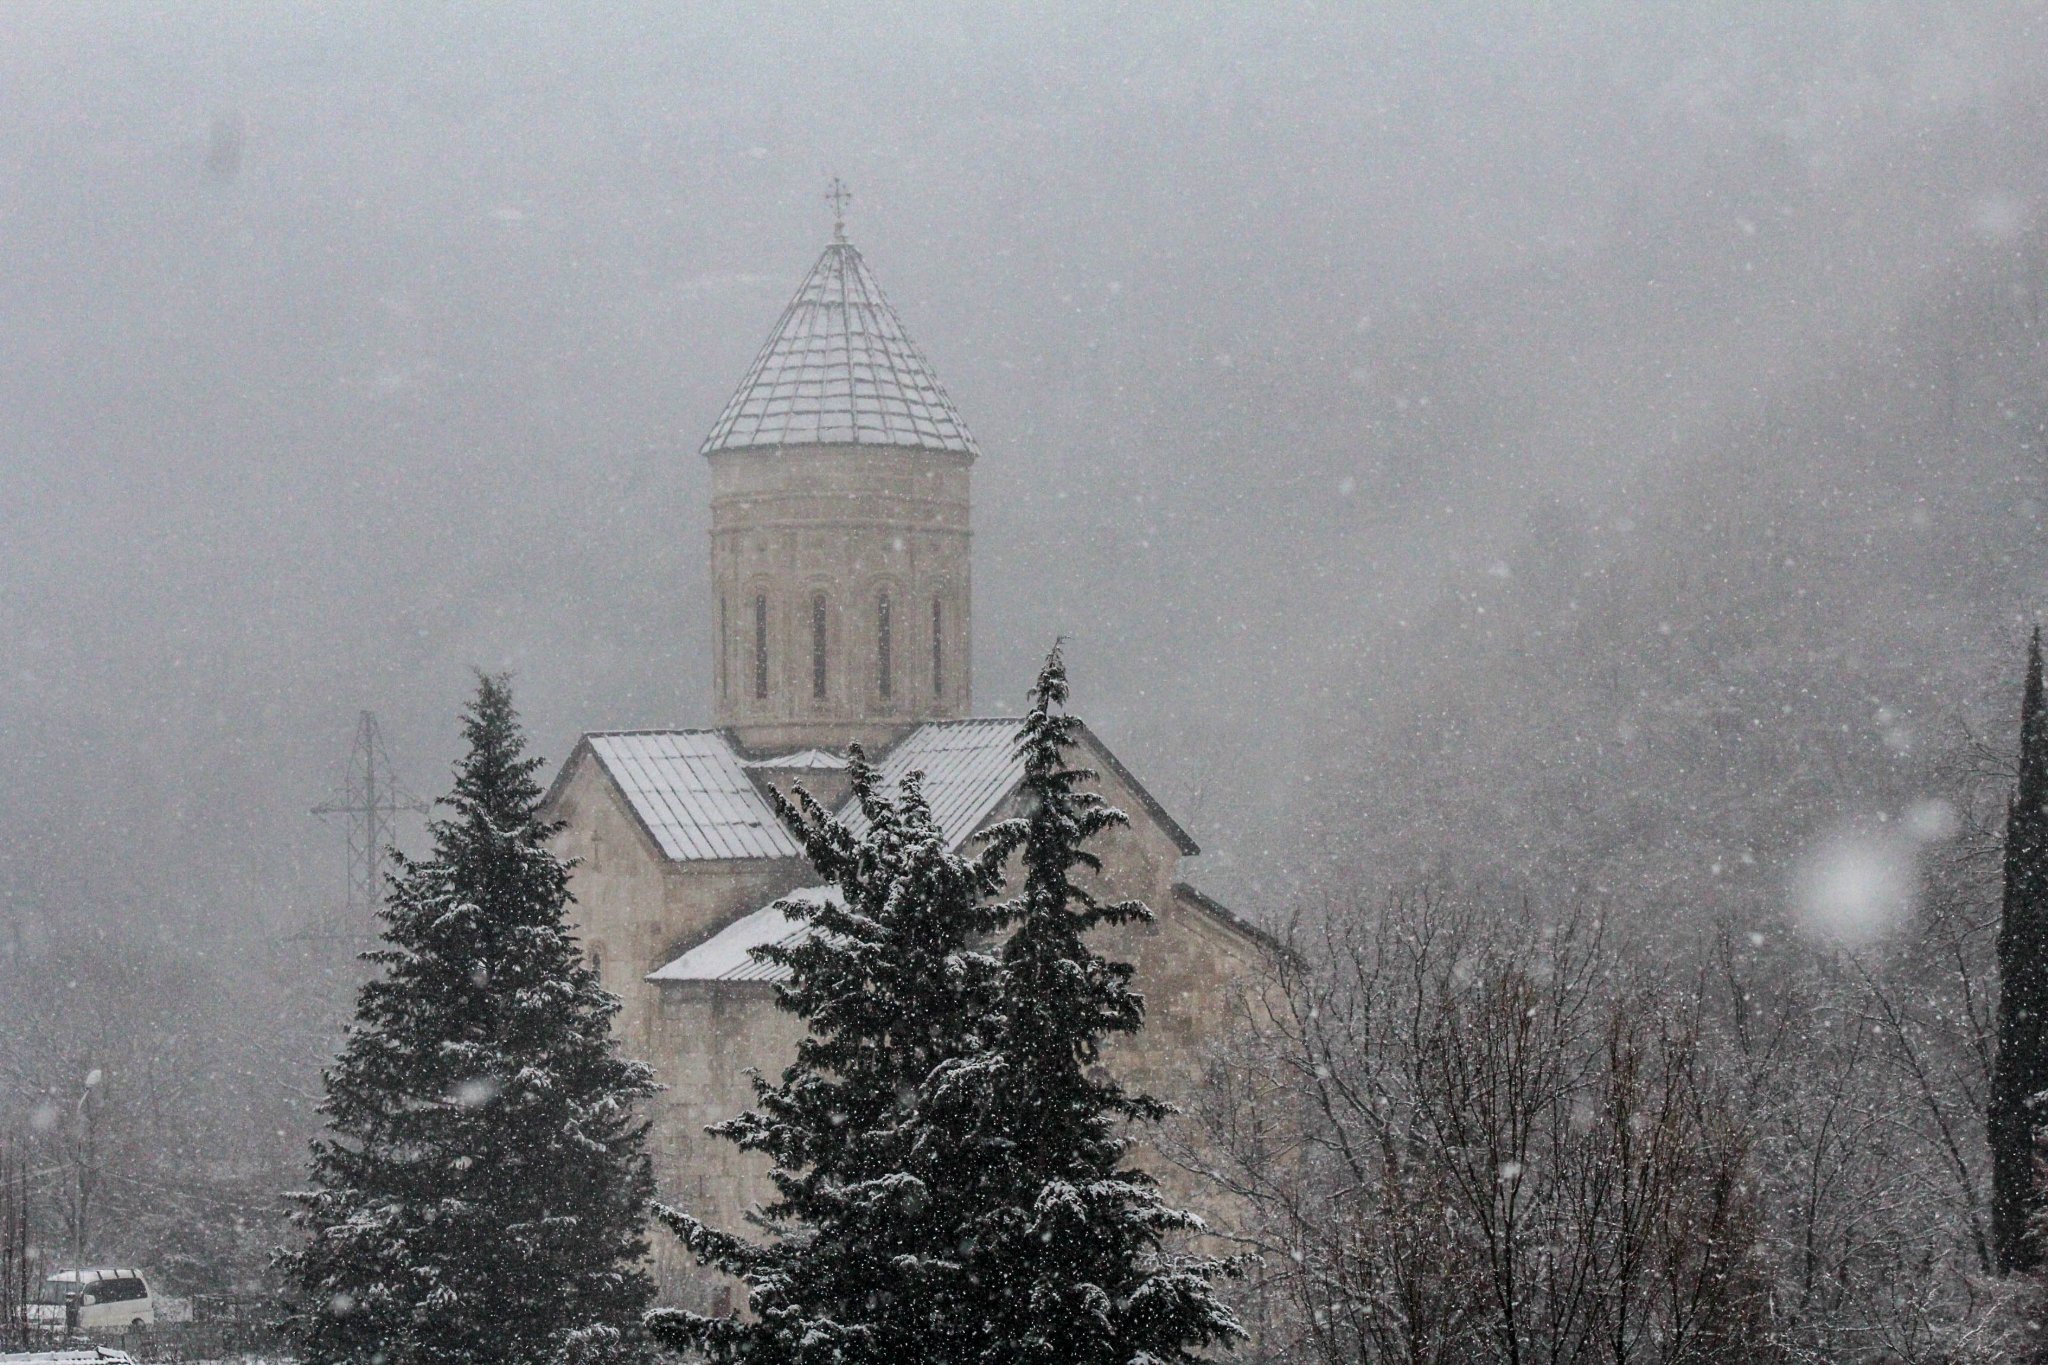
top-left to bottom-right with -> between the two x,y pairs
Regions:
282,674 -> 658,1365
960,646 -> 1241,1364
650,647 -> 1239,1364
648,751 -> 1007,1361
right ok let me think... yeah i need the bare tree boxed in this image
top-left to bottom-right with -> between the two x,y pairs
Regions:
1187,892 -> 1765,1365
0,932 -> 306,1294
0,1133 -> 33,1350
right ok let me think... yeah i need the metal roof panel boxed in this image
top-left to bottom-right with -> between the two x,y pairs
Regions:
839,718 -> 1023,850
647,886 -> 839,983
700,240 -> 978,457
586,732 -> 802,863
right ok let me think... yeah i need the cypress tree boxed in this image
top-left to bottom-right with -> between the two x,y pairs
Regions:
282,674 -> 658,1365
648,751 -> 1004,1362
1993,628 -> 2048,1273
961,645 -> 1242,1363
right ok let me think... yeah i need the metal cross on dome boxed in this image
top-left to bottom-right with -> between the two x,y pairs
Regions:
825,176 -> 851,243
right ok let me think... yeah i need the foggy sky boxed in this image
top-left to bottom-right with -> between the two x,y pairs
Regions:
2,2 -> 2045,951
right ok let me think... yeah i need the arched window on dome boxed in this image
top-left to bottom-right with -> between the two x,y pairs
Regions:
876,590 -> 893,700
812,592 -> 829,700
753,593 -> 769,700
931,597 -> 943,698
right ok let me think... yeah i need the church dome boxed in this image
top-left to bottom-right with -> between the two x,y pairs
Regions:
701,220 -> 977,751
699,239 -> 979,457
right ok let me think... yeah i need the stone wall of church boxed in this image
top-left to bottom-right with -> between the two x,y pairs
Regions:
708,444 -> 972,753
546,754 -> 814,1059
1041,765 -> 1270,1228
639,898 -> 1266,1310
634,754 -> 1273,1308
640,984 -> 801,1308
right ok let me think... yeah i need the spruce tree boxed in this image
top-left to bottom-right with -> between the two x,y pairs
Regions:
648,752 -> 1004,1362
1994,628 -> 2048,1272
649,650 -> 1238,1362
282,674 -> 658,1365
961,645 -> 1242,1363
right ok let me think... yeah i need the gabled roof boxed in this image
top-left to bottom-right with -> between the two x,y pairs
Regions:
1173,881 -> 1284,956
578,732 -> 801,862
699,240 -> 979,457
836,719 -> 1197,856
557,719 -> 1195,865
647,887 -> 836,983
644,881 -> 1269,988
742,748 -> 849,772
840,718 -> 1023,848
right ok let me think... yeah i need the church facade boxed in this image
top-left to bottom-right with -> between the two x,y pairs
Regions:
541,227 -> 1271,1305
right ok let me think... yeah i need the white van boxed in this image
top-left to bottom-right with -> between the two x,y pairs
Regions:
25,1269 -> 185,1332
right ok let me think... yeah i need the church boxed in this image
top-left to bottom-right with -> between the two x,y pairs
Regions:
540,214 -> 1273,1304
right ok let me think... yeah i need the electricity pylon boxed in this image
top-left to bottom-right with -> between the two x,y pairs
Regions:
307,710 -> 428,944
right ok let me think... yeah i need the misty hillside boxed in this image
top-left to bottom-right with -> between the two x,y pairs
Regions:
1296,88 -> 2048,913
0,6 -> 2044,948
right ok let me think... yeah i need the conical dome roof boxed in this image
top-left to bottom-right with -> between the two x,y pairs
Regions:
699,240 -> 979,457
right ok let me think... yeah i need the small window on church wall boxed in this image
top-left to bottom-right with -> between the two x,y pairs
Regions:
931,597 -> 943,697
718,596 -> 728,700
754,593 -> 769,699
877,591 -> 893,699
812,593 -> 828,699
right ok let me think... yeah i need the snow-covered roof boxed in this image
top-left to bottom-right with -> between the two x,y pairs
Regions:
836,718 -> 1197,855
583,733 -> 802,862
742,748 -> 849,771
840,718 -> 1024,848
644,880 -> 1271,988
647,886 -> 838,983
699,240 -> 979,457
625,727 -> 1250,988
569,724 -> 1019,866
566,719 -> 1194,865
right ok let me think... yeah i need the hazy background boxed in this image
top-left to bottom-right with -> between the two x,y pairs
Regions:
3,1 -> 2046,958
